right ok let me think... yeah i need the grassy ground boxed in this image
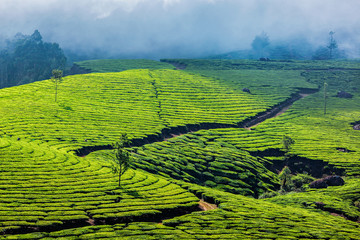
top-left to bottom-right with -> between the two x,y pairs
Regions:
1,59 -> 360,238
0,67 -> 314,151
0,137 -> 198,235
5,183 -> 360,239
74,59 -> 175,73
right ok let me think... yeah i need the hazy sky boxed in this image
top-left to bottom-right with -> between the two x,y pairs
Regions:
0,0 -> 359,58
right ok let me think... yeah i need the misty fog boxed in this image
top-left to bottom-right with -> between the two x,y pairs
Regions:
0,0 -> 359,59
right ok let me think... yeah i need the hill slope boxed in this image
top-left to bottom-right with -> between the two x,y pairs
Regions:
1,59 -> 360,239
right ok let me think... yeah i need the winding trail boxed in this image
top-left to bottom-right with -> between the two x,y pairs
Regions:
76,88 -> 318,156
71,88 -> 319,231
245,92 -> 312,130
165,61 -> 187,70
199,199 -> 218,211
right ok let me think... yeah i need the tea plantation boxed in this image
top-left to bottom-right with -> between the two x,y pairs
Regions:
1,59 -> 360,239
73,59 -> 175,73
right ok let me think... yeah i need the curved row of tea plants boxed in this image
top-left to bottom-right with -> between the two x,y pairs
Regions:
162,58 -> 360,71
149,69 -> 316,128
266,177 -> 360,221
73,59 -> 175,73
0,68 -> 314,152
0,70 -> 167,151
253,70 -> 360,175
91,133 -> 279,197
2,59 -> 360,239
6,183 -> 360,239
0,137 -> 199,235
176,65 -> 360,175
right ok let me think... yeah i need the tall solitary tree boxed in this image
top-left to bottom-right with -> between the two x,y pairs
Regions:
282,135 -> 295,165
279,166 -> 292,190
51,69 -> 63,102
112,133 -> 132,187
251,32 -> 270,58
327,31 -> 338,59
282,135 -> 295,153
280,135 -> 295,190
312,31 -> 344,60
324,81 -> 328,115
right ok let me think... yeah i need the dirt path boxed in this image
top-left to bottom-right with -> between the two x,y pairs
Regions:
165,61 -> 187,70
76,89 -> 318,156
245,92 -> 312,130
198,199 -> 218,211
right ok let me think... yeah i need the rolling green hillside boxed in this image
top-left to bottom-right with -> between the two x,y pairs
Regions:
5,182 -> 360,239
72,59 -> 175,73
1,59 -> 360,239
0,137 -> 199,235
0,67 -> 315,151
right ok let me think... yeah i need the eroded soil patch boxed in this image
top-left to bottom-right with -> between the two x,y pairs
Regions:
251,148 -> 344,178
199,199 -> 218,211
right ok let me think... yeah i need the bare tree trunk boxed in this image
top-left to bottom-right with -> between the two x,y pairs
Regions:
55,80 -> 58,102
119,164 -> 122,187
324,82 -> 327,115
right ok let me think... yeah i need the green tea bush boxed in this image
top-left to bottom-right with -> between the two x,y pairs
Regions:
0,138 -> 198,234
2,59 -> 360,239
74,59 -> 175,73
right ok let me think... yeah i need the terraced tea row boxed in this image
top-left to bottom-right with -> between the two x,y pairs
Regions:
0,71 -> 167,151
6,183 -> 360,239
2,59 -> 360,239
162,182 -> 360,239
162,58 -> 360,71
0,68 -> 314,152
253,70 -> 360,175
173,67 -> 360,175
267,178 -> 360,221
72,59 -> 175,73
90,134 -> 279,197
148,70 -> 306,127
0,138 -> 199,234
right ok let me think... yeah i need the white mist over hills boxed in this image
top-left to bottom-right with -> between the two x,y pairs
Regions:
0,0 -> 359,58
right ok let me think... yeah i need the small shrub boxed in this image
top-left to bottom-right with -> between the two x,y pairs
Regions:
258,191 -> 279,199
204,180 -> 216,188
279,166 -> 292,190
291,173 -> 315,189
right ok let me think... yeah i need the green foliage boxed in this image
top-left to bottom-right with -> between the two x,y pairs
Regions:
74,59 -> 175,73
0,30 -> 66,89
0,67 -> 315,151
162,58 -> 360,71
282,135 -> 294,152
0,138 -> 198,235
291,173 -> 315,189
51,69 -> 63,102
130,132 -> 279,197
279,166 -> 292,190
0,70 -> 168,150
323,81 -> 328,115
1,59 -> 360,239
266,178 -> 360,221
169,61 -> 360,175
5,182 -> 360,239
251,32 -> 270,57
313,31 -> 344,60
258,190 -> 279,199
52,69 -> 63,80
111,133 -> 132,187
